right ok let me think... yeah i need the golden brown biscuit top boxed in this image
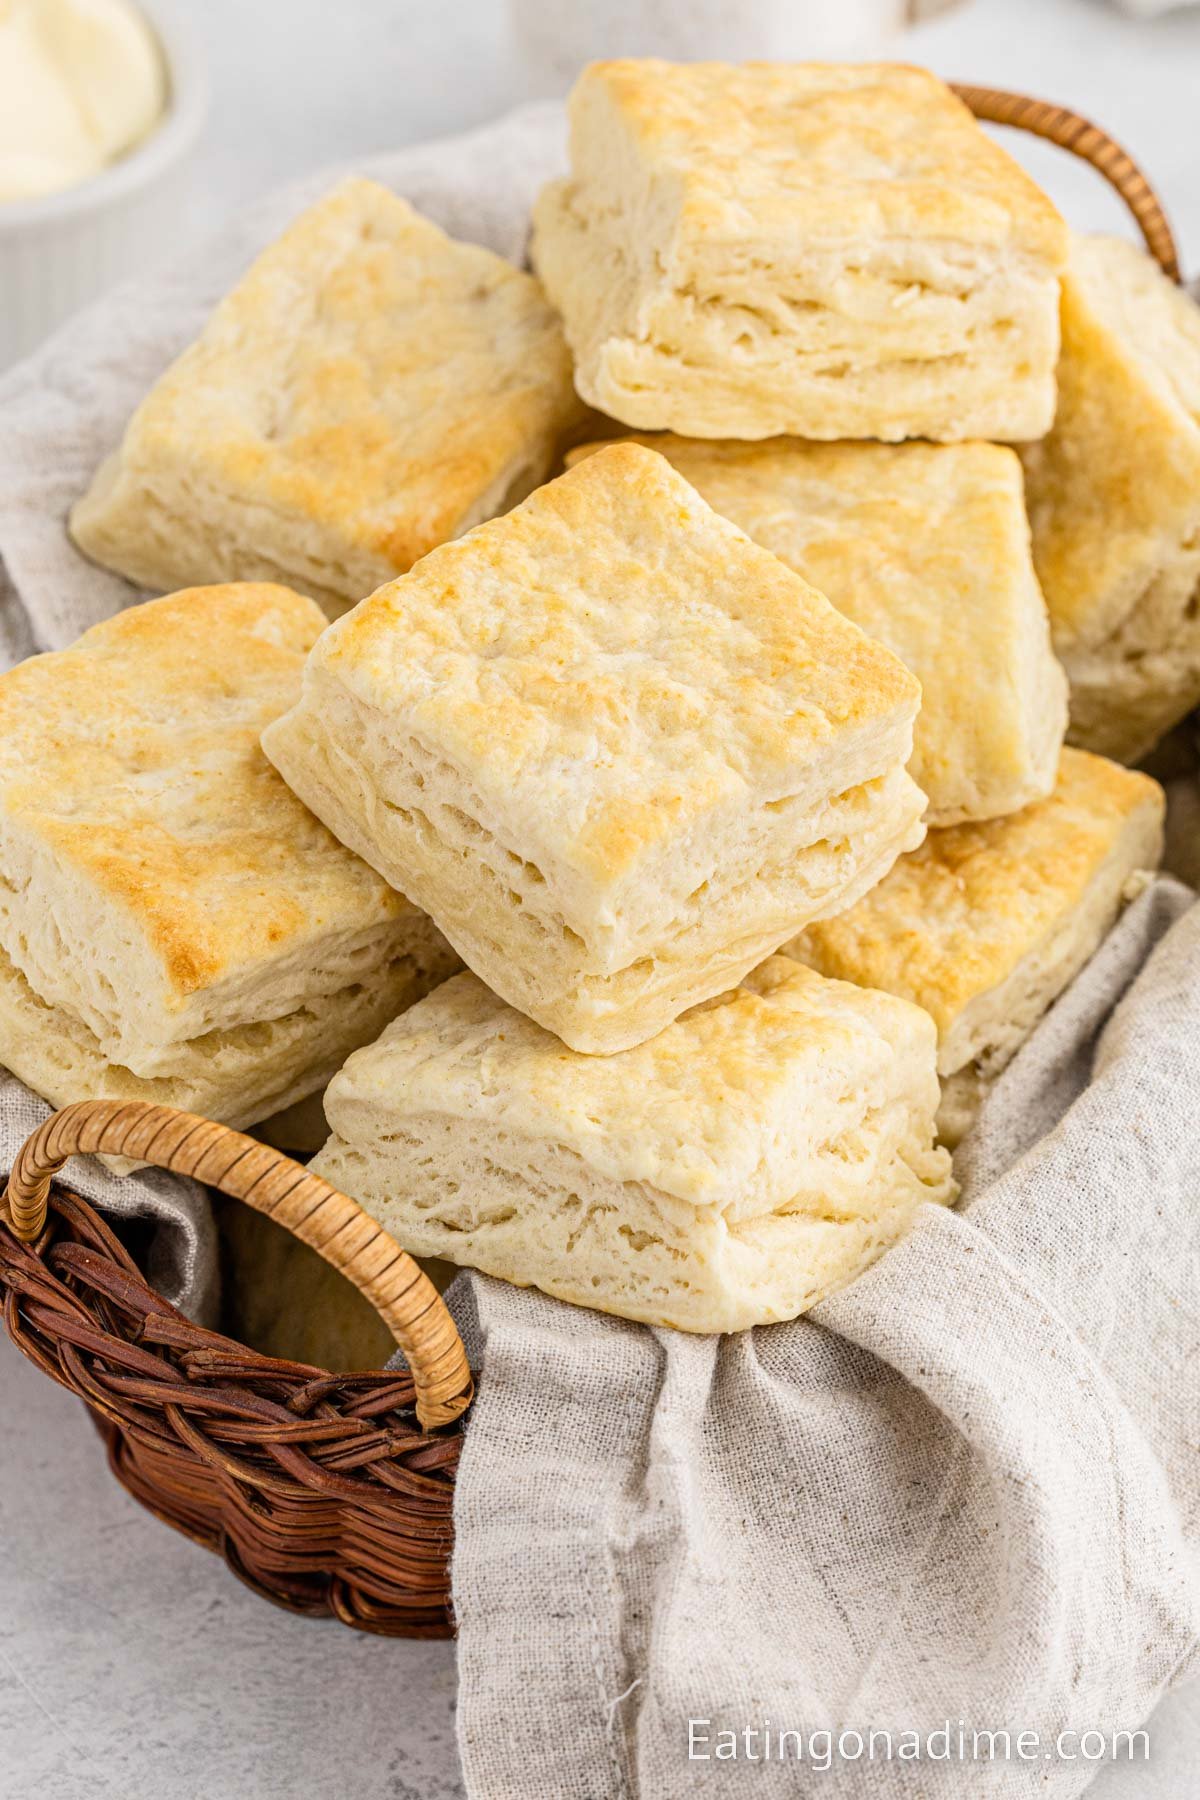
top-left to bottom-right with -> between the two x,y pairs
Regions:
566,435 -> 1061,822
313,444 -> 922,888
324,956 -> 939,1216
0,584 -> 413,1004
120,177 -> 581,575
567,436 -> 1030,616
789,748 -> 1164,1042
570,60 -> 1066,259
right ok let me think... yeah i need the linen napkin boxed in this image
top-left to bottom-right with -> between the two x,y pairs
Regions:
0,102 -> 1198,1800
453,879 -> 1200,1799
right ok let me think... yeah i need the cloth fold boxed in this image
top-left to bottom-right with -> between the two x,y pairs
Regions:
0,103 -> 1197,1800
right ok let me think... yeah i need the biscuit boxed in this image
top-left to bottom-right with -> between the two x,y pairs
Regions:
569,436 -> 1066,826
311,958 -> 957,1334
1022,235 -> 1200,762
70,179 -> 585,618
264,445 -> 927,1053
532,61 -> 1066,443
0,583 -> 459,1128
786,749 -> 1165,1145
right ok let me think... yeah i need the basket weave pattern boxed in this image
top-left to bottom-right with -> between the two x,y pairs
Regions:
0,1181 -> 462,1634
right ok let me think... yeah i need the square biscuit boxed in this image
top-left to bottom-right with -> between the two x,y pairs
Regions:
70,178 -> 586,619
263,444 -> 927,1053
569,436 -> 1067,826
786,749 -> 1165,1146
311,958 -> 957,1334
1022,234 -> 1200,763
532,61 -> 1066,443
0,584 -> 459,1129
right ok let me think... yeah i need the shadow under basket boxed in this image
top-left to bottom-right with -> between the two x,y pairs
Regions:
0,87 -> 1185,1639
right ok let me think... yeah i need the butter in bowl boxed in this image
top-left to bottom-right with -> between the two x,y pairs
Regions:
0,0 -> 206,369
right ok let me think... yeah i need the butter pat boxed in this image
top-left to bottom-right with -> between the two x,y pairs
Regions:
0,0 -> 165,203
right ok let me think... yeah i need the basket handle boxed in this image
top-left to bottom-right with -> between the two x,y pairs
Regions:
952,84 -> 1181,282
2,1099 -> 472,1432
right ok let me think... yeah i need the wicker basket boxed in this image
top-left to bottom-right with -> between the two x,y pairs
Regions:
1,1101 -> 473,1636
0,91 -> 1183,1640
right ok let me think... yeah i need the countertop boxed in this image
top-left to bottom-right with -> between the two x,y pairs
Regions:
3,0 -> 1200,1794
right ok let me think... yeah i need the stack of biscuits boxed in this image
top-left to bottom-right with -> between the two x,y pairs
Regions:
3,60 -> 1189,1336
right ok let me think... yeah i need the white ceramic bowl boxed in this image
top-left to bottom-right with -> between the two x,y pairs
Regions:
0,0 -> 207,371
